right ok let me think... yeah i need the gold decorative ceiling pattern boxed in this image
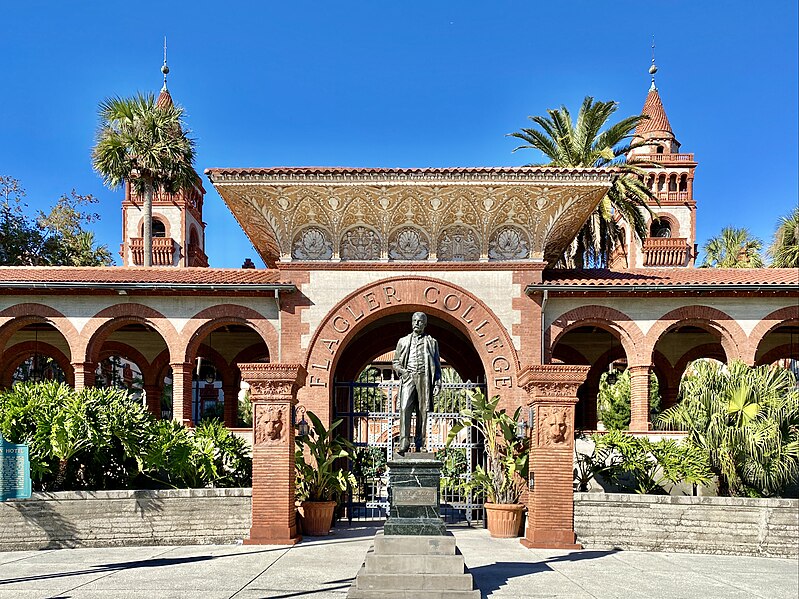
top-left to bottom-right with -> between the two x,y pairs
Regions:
206,167 -> 614,267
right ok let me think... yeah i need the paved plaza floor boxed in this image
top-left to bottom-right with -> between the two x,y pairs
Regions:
0,525 -> 796,599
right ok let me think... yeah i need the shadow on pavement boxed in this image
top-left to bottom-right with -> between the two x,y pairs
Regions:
0,547 -> 287,586
469,550 -> 618,596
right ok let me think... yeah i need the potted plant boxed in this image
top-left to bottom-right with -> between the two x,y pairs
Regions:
295,410 -> 356,536
446,389 -> 529,537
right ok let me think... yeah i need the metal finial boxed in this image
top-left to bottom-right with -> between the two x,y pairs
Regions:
161,36 -> 169,91
649,36 -> 658,90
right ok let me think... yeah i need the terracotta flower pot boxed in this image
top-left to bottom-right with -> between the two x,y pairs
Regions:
484,502 -> 525,538
300,500 -> 336,536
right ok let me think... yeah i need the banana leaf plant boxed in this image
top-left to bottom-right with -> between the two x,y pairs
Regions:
446,389 -> 529,504
295,410 -> 356,502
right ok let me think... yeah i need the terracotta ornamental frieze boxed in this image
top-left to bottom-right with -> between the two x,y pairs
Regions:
206,167 -> 614,266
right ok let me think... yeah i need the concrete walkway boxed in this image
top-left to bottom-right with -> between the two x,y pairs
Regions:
0,525 -> 796,599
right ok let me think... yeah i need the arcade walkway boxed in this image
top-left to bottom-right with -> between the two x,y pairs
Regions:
0,525 -> 795,598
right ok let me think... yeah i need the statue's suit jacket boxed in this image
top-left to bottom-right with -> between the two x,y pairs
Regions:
392,333 -> 442,410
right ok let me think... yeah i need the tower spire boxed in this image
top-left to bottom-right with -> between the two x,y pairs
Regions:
161,36 -> 170,92
649,36 -> 658,91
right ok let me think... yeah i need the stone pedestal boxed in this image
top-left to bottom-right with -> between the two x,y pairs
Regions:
347,532 -> 479,599
519,364 -> 589,550
384,453 -> 446,536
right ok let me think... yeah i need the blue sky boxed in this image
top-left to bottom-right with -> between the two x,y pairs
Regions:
1,1 -> 796,268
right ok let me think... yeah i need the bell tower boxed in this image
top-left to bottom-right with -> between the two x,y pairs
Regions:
120,44 -> 209,267
612,44 -> 698,269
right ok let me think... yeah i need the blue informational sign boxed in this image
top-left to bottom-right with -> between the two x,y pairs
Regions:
0,433 -> 32,501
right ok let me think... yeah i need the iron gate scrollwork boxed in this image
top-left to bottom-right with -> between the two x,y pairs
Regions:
334,370 -> 486,524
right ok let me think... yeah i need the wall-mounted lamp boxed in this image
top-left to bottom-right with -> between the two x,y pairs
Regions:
295,405 -> 310,438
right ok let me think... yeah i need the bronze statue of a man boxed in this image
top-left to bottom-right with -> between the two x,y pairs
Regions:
392,312 -> 442,455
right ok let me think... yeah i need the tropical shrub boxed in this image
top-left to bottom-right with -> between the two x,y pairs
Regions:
657,360 -> 799,497
446,390 -> 529,504
0,382 -> 251,491
350,446 -> 387,501
578,430 -> 712,494
295,411 -> 356,502
435,446 -> 468,493
597,369 -> 661,430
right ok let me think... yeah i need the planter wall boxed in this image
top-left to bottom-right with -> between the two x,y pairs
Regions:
0,488 -> 252,551
574,492 -> 798,558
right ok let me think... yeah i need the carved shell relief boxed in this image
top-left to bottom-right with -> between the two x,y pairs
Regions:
292,227 -> 333,260
388,227 -> 429,260
488,226 -> 530,261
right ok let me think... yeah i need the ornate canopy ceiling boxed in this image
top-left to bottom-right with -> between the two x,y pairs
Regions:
205,167 -> 614,267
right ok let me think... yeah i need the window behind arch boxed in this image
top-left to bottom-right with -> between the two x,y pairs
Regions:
152,219 -> 166,238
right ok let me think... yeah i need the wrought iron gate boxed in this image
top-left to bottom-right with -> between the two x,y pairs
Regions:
334,371 -> 486,524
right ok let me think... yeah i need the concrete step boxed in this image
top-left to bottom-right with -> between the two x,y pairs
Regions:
374,531 -> 457,555
353,567 -> 475,591
348,590 -> 480,599
365,553 -> 465,574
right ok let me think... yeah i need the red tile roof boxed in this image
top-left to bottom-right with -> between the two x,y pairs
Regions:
539,268 -> 799,288
0,267 -> 292,287
205,166 -> 616,177
635,89 -> 674,138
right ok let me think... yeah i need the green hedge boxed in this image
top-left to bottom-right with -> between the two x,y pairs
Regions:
0,382 -> 251,491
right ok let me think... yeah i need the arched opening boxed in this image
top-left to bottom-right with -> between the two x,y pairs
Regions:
755,322 -> 799,377
95,355 -> 144,403
654,324 -> 729,410
2,322 -> 72,387
668,174 -> 678,192
191,324 -> 270,427
87,320 -> 170,417
152,218 -> 166,238
332,311 -> 486,524
679,174 -> 688,192
552,326 -> 628,430
650,218 -> 672,238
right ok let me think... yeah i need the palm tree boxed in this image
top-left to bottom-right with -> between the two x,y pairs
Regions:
92,93 -> 196,267
509,96 -> 657,268
701,227 -> 764,268
657,360 -> 799,497
768,207 -> 799,268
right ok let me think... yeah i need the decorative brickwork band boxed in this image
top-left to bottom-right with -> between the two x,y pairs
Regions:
170,362 -> 194,427
518,364 -> 588,550
71,362 -> 96,391
239,362 -> 306,545
628,365 -> 652,432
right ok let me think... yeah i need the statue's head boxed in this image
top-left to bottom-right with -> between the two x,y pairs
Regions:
411,311 -> 427,334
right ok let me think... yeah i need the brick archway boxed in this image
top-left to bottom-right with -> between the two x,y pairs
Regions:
547,306 -> 644,365
180,305 -> 279,364
644,305 -> 746,365
747,306 -> 799,365
301,276 -> 521,423
0,341 -> 74,388
80,304 -> 177,364
0,303 -> 80,358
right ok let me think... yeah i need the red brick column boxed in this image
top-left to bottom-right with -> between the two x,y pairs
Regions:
71,362 -> 96,391
240,363 -> 306,545
518,364 -> 588,550
143,384 -> 162,417
170,362 -> 194,427
629,365 -> 651,432
223,383 -> 239,428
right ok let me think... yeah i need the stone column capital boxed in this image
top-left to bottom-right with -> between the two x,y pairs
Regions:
239,363 -> 306,403
518,364 -> 589,404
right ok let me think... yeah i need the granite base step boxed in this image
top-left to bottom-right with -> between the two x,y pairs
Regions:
347,532 -> 480,599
